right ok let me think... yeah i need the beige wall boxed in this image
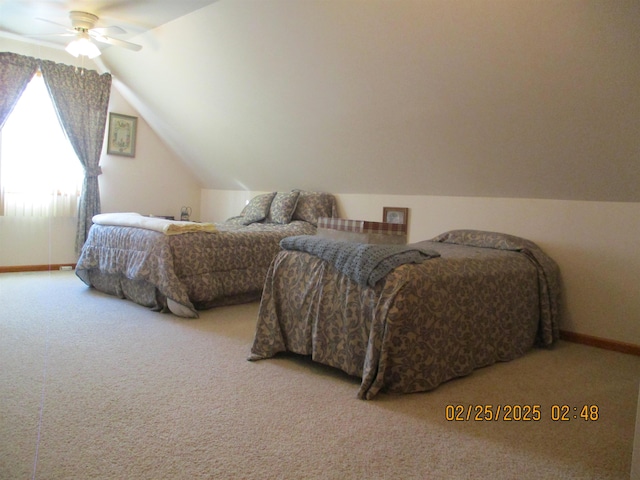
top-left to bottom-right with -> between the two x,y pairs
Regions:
99,85 -> 202,220
101,0 -> 640,203
201,189 -> 640,347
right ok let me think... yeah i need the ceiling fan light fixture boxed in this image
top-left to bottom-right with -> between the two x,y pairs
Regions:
65,32 -> 101,59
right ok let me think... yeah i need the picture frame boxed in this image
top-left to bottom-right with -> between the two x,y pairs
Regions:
383,207 -> 409,225
107,113 -> 137,157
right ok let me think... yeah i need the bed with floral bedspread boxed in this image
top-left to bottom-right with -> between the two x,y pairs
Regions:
249,229 -> 562,399
75,191 -> 336,318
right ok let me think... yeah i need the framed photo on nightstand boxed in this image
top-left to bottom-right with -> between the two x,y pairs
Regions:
383,207 -> 408,225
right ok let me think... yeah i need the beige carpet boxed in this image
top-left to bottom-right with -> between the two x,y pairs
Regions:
1,271 -> 639,479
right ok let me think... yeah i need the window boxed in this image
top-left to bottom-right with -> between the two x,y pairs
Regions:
0,72 -> 84,217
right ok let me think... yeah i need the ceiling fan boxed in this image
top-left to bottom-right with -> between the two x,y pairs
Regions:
36,11 -> 142,59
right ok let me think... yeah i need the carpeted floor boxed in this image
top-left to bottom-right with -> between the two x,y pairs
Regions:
1,270 -> 639,479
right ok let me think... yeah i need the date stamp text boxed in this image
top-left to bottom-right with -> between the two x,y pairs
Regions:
444,404 -> 600,422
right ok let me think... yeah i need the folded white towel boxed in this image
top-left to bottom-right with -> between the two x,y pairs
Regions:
92,212 -> 217,235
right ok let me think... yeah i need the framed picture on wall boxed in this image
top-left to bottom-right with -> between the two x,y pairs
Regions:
107,112 -> 137,157
383,207 -> 409,225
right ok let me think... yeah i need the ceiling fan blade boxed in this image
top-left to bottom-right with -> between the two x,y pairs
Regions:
91,26 -> 127,36
24,33 -> 76,38
91,33 -> 142,52
35,17 -> 75,33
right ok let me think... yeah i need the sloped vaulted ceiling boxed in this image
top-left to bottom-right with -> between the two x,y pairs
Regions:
63,1 -> 640,200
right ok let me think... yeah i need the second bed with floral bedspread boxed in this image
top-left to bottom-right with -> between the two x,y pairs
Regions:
249,229 -> 561,399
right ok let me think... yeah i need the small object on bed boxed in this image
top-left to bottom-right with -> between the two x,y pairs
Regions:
249,229 -> 562,399
316,217 -> 407,245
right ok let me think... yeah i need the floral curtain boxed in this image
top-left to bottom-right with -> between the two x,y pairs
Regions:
0,53 -> 39,129
40,60 -> 112,254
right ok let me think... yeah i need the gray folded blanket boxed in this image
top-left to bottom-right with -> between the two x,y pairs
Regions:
280,235 -> 440,287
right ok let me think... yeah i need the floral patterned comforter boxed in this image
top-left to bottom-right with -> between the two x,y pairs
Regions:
75,219 -> 317,317
249,230 -> 562,399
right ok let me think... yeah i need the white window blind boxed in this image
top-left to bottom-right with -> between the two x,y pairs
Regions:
0,73 -> 84,217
